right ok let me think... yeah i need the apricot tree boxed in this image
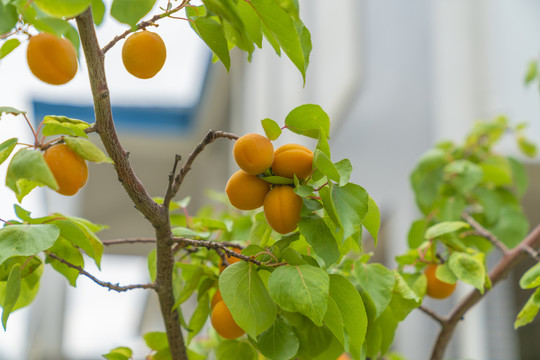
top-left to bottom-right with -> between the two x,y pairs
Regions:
0,1 -> 539,360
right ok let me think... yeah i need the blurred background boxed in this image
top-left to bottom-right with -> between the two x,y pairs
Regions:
1,0 -> 540,359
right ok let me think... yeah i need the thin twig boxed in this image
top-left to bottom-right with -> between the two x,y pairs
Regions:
102,238 -> 156,246
171,237 -> 261,266
101,0 -> 191,54
462,211 -> 509,254
418,305 -> 446,326
47,253 -> 156,292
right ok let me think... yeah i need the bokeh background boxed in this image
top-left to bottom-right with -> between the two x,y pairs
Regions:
1,0 -> 539,359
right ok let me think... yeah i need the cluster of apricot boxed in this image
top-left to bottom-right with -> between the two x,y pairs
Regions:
225,133 -> 313,234
25,30 -> 166,85
43,144 -> 89,196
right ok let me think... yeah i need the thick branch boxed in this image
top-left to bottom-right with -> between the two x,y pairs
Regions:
47,253 -> 155,292
430,224 -> 540,360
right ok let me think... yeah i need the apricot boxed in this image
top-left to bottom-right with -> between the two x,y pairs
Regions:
424,264 -> 456,299
26,33 -> 78,85
43,144 -> 88,196
233,133 -> 274,175
225,170 -> 270,210
211,289 -> 223,309
271,143 -> 313,179
122,31 -> 166,79
211,300 -> 245,339
219,248 -> 242,272
263,185 -> 302,234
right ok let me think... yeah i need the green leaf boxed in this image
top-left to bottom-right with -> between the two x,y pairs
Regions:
64,136 -> 113,163
257,317 -> 299,360
1,263 -> 21,330
172,265 -> 204,309
0,224 -> 59,265
42,115 -> 90,137
91,0 -> 105,25
355,263 -> 395,319
313,149 -> 340,183
219,261 -> 276,338
322,296 -> 344,347
144,331 -> 168,351
334,159 -> 352,186
479,155 -> 513,186
268,264 -> 329,326
6,148 -> 58,201
333,183 -> 369,239
298,215 -> 339,266
319,182 -> 341,229
33,0 -> 91,17
284,104 -> 330,139
260,175 -> 294,185
0,138 -> 17,165
261,118 -> 282,140
473,188 -> 502,225
51,218 -> 103,267
0,3 -> 17,34
0,106 -> 26,118
508,157 -> 528,197
410,148 -> 448,214
0,38 -> 20,59
514,288 -> 540,328
364,196 -> 380,245
489,207 -> 529,249
520,263 -> 540,289
329,274 -> 367,359
237,0 -> 262,48
0,260 -> 42,315
525,60 -> 538,84
187,293 -> 210,343
425,221 -> 470,240
517,135 -> 537,158
188,14 -> 231,71
444,159 -> 484,194
215,340 -> 257,360
435,262 -> 458,284
110,0 -> 156,27
46,236 -> 84,286
408,218 -> 427,249
448,252 -> 486,293
102,346 -> 132,360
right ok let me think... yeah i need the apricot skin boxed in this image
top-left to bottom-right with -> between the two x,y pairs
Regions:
272,143 -> 313,179
225,170 -> 270,210
263,185 -> 303,234
43,144 -> 88,196
122,31 -> 166,79
233,133 -> 274,175
211,300 -> 245,339
424,264 -> 456,299
26,33 -> 78,85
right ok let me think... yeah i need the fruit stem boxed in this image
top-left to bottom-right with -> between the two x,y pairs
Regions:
22,113 -> 38,148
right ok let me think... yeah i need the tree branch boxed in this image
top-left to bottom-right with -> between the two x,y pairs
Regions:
462,211 -> 509,254
430,223 -> 540,360
172,237 -> 261,266
103,238 -> 156,246
47,253 -> 155,292
418,305 -> 446,326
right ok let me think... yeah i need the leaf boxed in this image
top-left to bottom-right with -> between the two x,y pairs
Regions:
334,159 -> 352,186
257,317 -> 300,360
425,221 -> 470,240
318,182 -> 341,229
364,196 -> 380,245
408,218 -> 427,249
298,215 -> 340,266
473,188 -> 502,225
42,115 -> 90,137
0,261 -> 42,318
0,224 -> 60,265
508,157 -> 528,197
6,148 -> 58,201
215,340 -> 257,360
525,60 -> 538,85
187,14 -> 231,71
46,236 -> 84,286
260,175 -> 294,185
514,288 -> 540,328
172,265 -> 204,309
237,0 -> 262,48
111,0 -> 156,27
219,261 -> 276,338
33,0 -> 91,17
0,106 -> 26,118
0,138 -> 17,165
520,263 -> 540,289
313,149 -> 340,183
284,104 -> 330,139
489,207 -> 529,249
261,118 -> 282,140
91,0 -> 105,25
329,274 -> 367,359
517,135 -> 537,158
144,331 -> 168,351
444,159 -> 484,194
322,296 -> 344,347
51,218 -> 103,267
479,155 -> 513,186
0,3 -> 17,34
0,38 -> 20,59
1,263 -> 21,330
268,265 -> 329,326
355,263 -> 395,319
448,252 -> 486,293
332,183 -> 369,239
410,148 -> 448,214
102,346 -> 132,360
187,293 -> 210,343
64,136 -> 113,163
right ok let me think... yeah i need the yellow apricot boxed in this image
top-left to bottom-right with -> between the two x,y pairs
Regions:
43,144 -> 88,196
122,31 -> 166,79
233,133 -> 274,175
271,143 -> 314,179
211,289 -> 223,309
211,300 -> 245,339
424,264 -> 456,299
225,170 -> 270,210
263,185 -> 302,234
26,33 -> 78,85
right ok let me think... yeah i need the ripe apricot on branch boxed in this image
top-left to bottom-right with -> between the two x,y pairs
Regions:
424,264 -> 456,299
211,290 -> 223,309
233,133 -> 274,175
225,170 -> 270,210
263,185 -> 302,234
26,33 -> 78,85
211,300 -> 245,339
272,143 -> 313,179
43,144 -> 88,196
122,31 -> 166,79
